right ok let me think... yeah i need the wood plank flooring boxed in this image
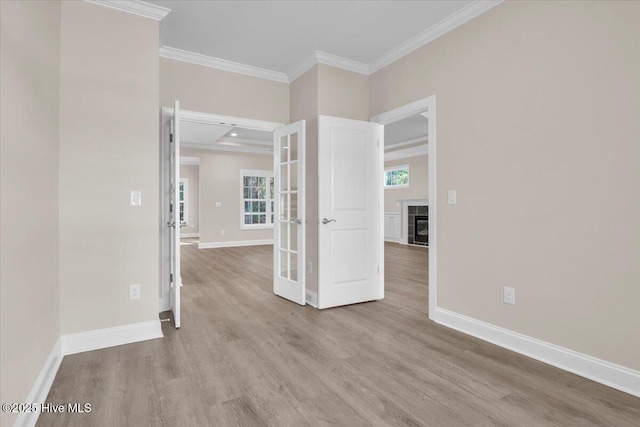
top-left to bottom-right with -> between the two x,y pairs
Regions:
38,242 -> 639,426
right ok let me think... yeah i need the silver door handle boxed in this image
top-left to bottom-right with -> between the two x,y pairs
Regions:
289,218 -> 303,225
167,221 -> 176,228
180,222 -> 187,228
321,218 -> 336,225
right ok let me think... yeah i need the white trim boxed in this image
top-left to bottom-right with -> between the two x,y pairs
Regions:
384,144 -> 428,161
84,0 -> 170,21
305,290 -> 318,308
240,169 -> 275,230
162,107 -> 283,132
160,46 -> 289,83
371,97 -> 432,126
368,1 -> 503,73
198,239 -> 274,249
182,142 -> 272,155
316,51 -> 369,75
385,136 -> 428,152
180,232 -> 200,238
15,339 -> 63,427
180,156 -> 200,165
287,52 -> 318,83
371,95 -> 436,319
218,137 -> 273,147
157,2 -> 501,82
434,308 -> 640,398
61,320 -> 163,356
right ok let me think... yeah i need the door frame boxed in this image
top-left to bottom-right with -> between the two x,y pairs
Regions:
159,107 -> 283,312
370,95 -> 437,320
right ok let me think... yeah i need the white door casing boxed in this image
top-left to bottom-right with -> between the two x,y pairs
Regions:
317,115 -> 382,309
169,100 -> 182,328
273,120 -> 306,305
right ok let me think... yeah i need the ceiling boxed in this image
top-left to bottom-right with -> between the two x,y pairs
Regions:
181,121 -> 273,153
148,0 -> 477,77
385,114 -> 428,148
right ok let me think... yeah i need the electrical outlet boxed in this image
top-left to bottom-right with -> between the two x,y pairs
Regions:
129,284 -> 141,300
220,229 -> 225,235
503,287 -> 515,305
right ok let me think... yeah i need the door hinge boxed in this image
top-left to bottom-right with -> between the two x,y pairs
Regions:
170,273 -> 174,283
170,133 -> 174,143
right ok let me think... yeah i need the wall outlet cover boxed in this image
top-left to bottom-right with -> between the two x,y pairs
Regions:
129,284 -> 141,300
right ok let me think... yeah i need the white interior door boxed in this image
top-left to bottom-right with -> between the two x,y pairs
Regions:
169,100 -> 182,328
273,120 -> 306,305
318,115 -> 381,309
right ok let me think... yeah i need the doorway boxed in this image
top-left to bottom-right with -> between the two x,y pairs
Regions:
159,105 -> 284,325
371,96 -> 437,318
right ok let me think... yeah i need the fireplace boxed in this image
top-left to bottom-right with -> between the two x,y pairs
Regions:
414,216 -> 428,245
407,205 -> 428,246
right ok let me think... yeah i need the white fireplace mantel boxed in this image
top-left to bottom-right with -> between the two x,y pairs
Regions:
398,198 -> 428,245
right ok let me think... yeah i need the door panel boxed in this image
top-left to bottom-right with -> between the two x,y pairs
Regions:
273,120 -> 306,305
318,116 -> 381,309
170,100 -> 181,328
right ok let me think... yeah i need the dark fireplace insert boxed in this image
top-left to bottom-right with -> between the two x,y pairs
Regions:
414,215 -> 428,245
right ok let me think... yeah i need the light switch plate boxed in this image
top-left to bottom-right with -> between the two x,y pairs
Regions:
447,190 -> 457,205
130,190 -> 142,206
504,287 -> 515,305
215,202 -> 222,208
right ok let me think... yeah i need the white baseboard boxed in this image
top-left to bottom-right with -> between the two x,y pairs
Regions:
305,290 -> 318,308
15,338 -> 63,427
61,320 -> 163,356
198,239 -> 274,249
434,307 -> 640,397
384,237 -> 402,243
180,232 -> 199,238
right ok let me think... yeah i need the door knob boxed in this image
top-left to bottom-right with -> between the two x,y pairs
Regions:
167,221 -> 176,228
179,222 -> 187,228
289,218 -> 303,225
321,218 -> 336,225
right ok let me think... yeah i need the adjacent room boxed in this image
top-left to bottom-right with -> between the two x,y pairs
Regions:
2,1 -> 638,426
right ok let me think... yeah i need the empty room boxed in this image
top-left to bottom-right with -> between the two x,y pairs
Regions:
1,1 -> 638,426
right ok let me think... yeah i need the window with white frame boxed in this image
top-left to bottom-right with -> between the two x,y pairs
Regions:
241,170 -> 274,228
384,165 -> 410,188
179,178 -> 188,224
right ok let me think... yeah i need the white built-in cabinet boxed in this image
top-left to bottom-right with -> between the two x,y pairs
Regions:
384,212 -> 401,241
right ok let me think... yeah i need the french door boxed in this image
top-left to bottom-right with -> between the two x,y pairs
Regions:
169,100 -> 182,327
273,121 -> 306,304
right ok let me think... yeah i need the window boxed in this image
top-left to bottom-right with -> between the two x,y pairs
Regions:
241,170 -> 274,228
179,178 -> 188,224
384,165 -> 410,188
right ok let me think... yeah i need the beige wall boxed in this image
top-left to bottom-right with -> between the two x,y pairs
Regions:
291,66 -> 320,293
180,164 -> 200,234
59,1 -> 160,334
182,148 -> 274,244
160,58 -> 289,124
317,63 -> 369,120
0,1 -> 61,424
290,64 -> 370,294
384,156 -> 428,213
370,1 -> 640,369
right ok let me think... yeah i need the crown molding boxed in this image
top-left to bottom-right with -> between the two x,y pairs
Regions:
84,0 -> 171,21
368,0 -> 503,73
159,0 -> 503,83
385,136 -> 428,152
385,144 -> 428,162
160,46 -> 289,84
316,51 -> 369,76
287,52 -> 319,83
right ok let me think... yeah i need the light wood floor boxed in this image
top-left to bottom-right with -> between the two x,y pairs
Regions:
38,242 -> 639,426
